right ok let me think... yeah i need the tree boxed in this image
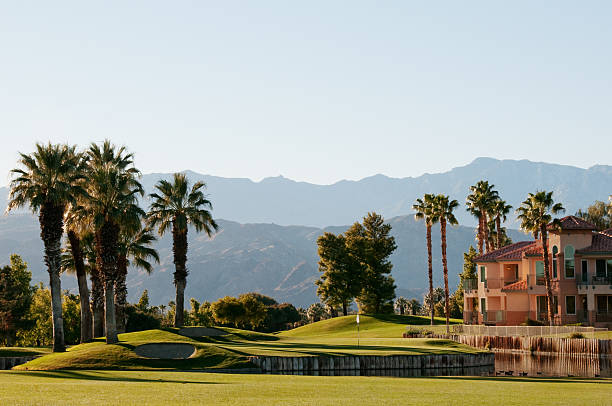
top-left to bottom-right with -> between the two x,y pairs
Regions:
347,213 -> 397,314
466,181 -> 499,254
238,294 -> 268,330
115,227 -> 159,332
413,194 -> 438,325
490,199 -> 513,250
432,194 -> 459,333
137,290 -> 151,312
81,141 -> 144,344
0,255 -> 35,346
422,287 -> 444,319
394,297 -> 409,315
262,303 -> 301,332
315,232 -> 361,316
211,296 -> 245,326
516,191 -> 564,326
148,173 -> 218,327
486,218 -> 512,250
7,143 -> 85,352
408,299 -> 421,315
575,200 -> 612,231
306,303 -> 328,323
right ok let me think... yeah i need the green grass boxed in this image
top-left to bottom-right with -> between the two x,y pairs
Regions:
0,370 -> 609,406
0,347 -> 51,357
14,315 -> 477,370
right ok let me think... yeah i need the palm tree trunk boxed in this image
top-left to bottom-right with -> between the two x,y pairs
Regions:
104,279 -> 118,343
541,226 -> 555,326
114,255 -> 128,333
172,224 -> 188,327
426,223 -> 434,325
496,216 -> 502,250
90,267 -> 105,338
96,220 -> 120,344
477,216 -> 484,255
67,230 -> 93,343
441,218 -> 450,334
39,203 -> 66,352
483,212 -> 490,253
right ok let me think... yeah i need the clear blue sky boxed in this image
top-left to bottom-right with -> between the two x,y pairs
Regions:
1,1 -> 610,186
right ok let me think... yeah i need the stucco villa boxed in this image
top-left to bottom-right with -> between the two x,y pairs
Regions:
463,215 -> 612,327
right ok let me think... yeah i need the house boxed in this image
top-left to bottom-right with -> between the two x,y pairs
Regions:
463,216 -> 612,327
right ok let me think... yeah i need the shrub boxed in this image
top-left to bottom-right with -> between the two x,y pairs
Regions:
569,332 -> 585,339
522,318 -> 545,326
125,307 -> 161,332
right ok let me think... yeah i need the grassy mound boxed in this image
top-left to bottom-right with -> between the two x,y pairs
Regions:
14,329 -> 252,371
279,314 -> 461,339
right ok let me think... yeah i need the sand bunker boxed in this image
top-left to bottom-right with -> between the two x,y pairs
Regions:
178,327 -> 228,338
134,343 -> 196,359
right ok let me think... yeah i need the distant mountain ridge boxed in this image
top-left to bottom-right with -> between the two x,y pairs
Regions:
2,158 -> 611,228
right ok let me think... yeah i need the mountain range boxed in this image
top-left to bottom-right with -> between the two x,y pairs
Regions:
0,157 -> 609,307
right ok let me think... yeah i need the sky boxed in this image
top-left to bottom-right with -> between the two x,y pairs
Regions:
1,1 -> 611,186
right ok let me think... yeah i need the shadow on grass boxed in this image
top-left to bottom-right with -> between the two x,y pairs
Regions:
430,375 -> 612,384
212,339 -> 468,357
16,370 -> 225,384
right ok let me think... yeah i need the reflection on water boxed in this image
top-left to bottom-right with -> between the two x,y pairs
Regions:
493,353 -> 611,378
266,354 -> 611,378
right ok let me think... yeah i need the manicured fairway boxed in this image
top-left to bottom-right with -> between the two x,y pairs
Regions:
0,370 -> 609,406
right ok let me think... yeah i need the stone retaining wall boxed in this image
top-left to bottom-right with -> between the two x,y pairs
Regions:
248,353 -> 494,373
0,356 -> 38,370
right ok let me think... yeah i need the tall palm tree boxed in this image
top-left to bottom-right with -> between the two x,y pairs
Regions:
516,191 -> 564,326
6,143 -> 84,352
490,199 -> 513,250
115,227 -> 159,332
82,141 -> 144,344
466,181 -> 498,254
432,194 -> 459,334
148,173 -> 218,327
413,193 -> 438,325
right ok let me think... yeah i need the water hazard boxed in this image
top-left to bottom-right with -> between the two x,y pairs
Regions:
266,354 -> 611,378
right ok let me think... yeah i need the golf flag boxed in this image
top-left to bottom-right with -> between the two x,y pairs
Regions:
356,315 -> 360,324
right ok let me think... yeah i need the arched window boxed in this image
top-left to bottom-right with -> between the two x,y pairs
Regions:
564,245 -> 575,278
552,246 -> 558,279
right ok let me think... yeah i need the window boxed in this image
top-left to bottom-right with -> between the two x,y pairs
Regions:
566,296 -> 576,315
607,260 -> 612,278
535,261 -> 544,285
596,260 -> 606,277
564,245 -> 575,278
596,296 -> 611,313
581,260 -> 588,283
480,298 -> 486,314
552,246 -> 558,279
480,266 -> 486,282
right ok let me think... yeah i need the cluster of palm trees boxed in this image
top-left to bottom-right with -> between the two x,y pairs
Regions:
412,194 -> 459,333
465,180 -> 513,254
7,142 -> 217,351
415,181 -> 565,328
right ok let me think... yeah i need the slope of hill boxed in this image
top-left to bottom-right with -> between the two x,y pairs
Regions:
0,213 -> 524,307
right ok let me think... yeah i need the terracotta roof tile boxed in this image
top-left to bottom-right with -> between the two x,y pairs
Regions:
475,241 -> 536,262
549,215 -> 597,231
576,231 -> 612,254
502,280 -> 528,292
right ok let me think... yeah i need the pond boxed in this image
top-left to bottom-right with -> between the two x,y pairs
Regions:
265,353 -> 611,378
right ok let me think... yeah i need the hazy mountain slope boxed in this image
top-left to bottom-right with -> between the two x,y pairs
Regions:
2,158 -> 610,228
0,214 -> 525,307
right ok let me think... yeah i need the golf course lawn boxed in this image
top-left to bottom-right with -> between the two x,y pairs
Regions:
0,370 -> 609,406
15,315 -> 478,370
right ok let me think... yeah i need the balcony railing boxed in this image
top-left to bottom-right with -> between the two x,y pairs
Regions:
483,310 -> 506,323
595,312 -> 612,322
463,278 -> 478,292
592,276 -> 612,285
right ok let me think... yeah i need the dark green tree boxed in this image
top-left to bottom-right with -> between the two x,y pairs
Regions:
348,213 -> 397,314
0,255 -> 35,346
315,232 -> 361,316
575,200 -> 612,231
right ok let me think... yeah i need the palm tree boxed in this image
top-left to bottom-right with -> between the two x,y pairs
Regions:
148,173 -> 218,327
413,194 -> 438,325
82,141 -> 144,344
490,199 -> 513,250
115,227 -> 159,332
466,181 -> 499,254
6,143 -> 84,352
432,194 -> 459,334
516,191 -> 564,326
